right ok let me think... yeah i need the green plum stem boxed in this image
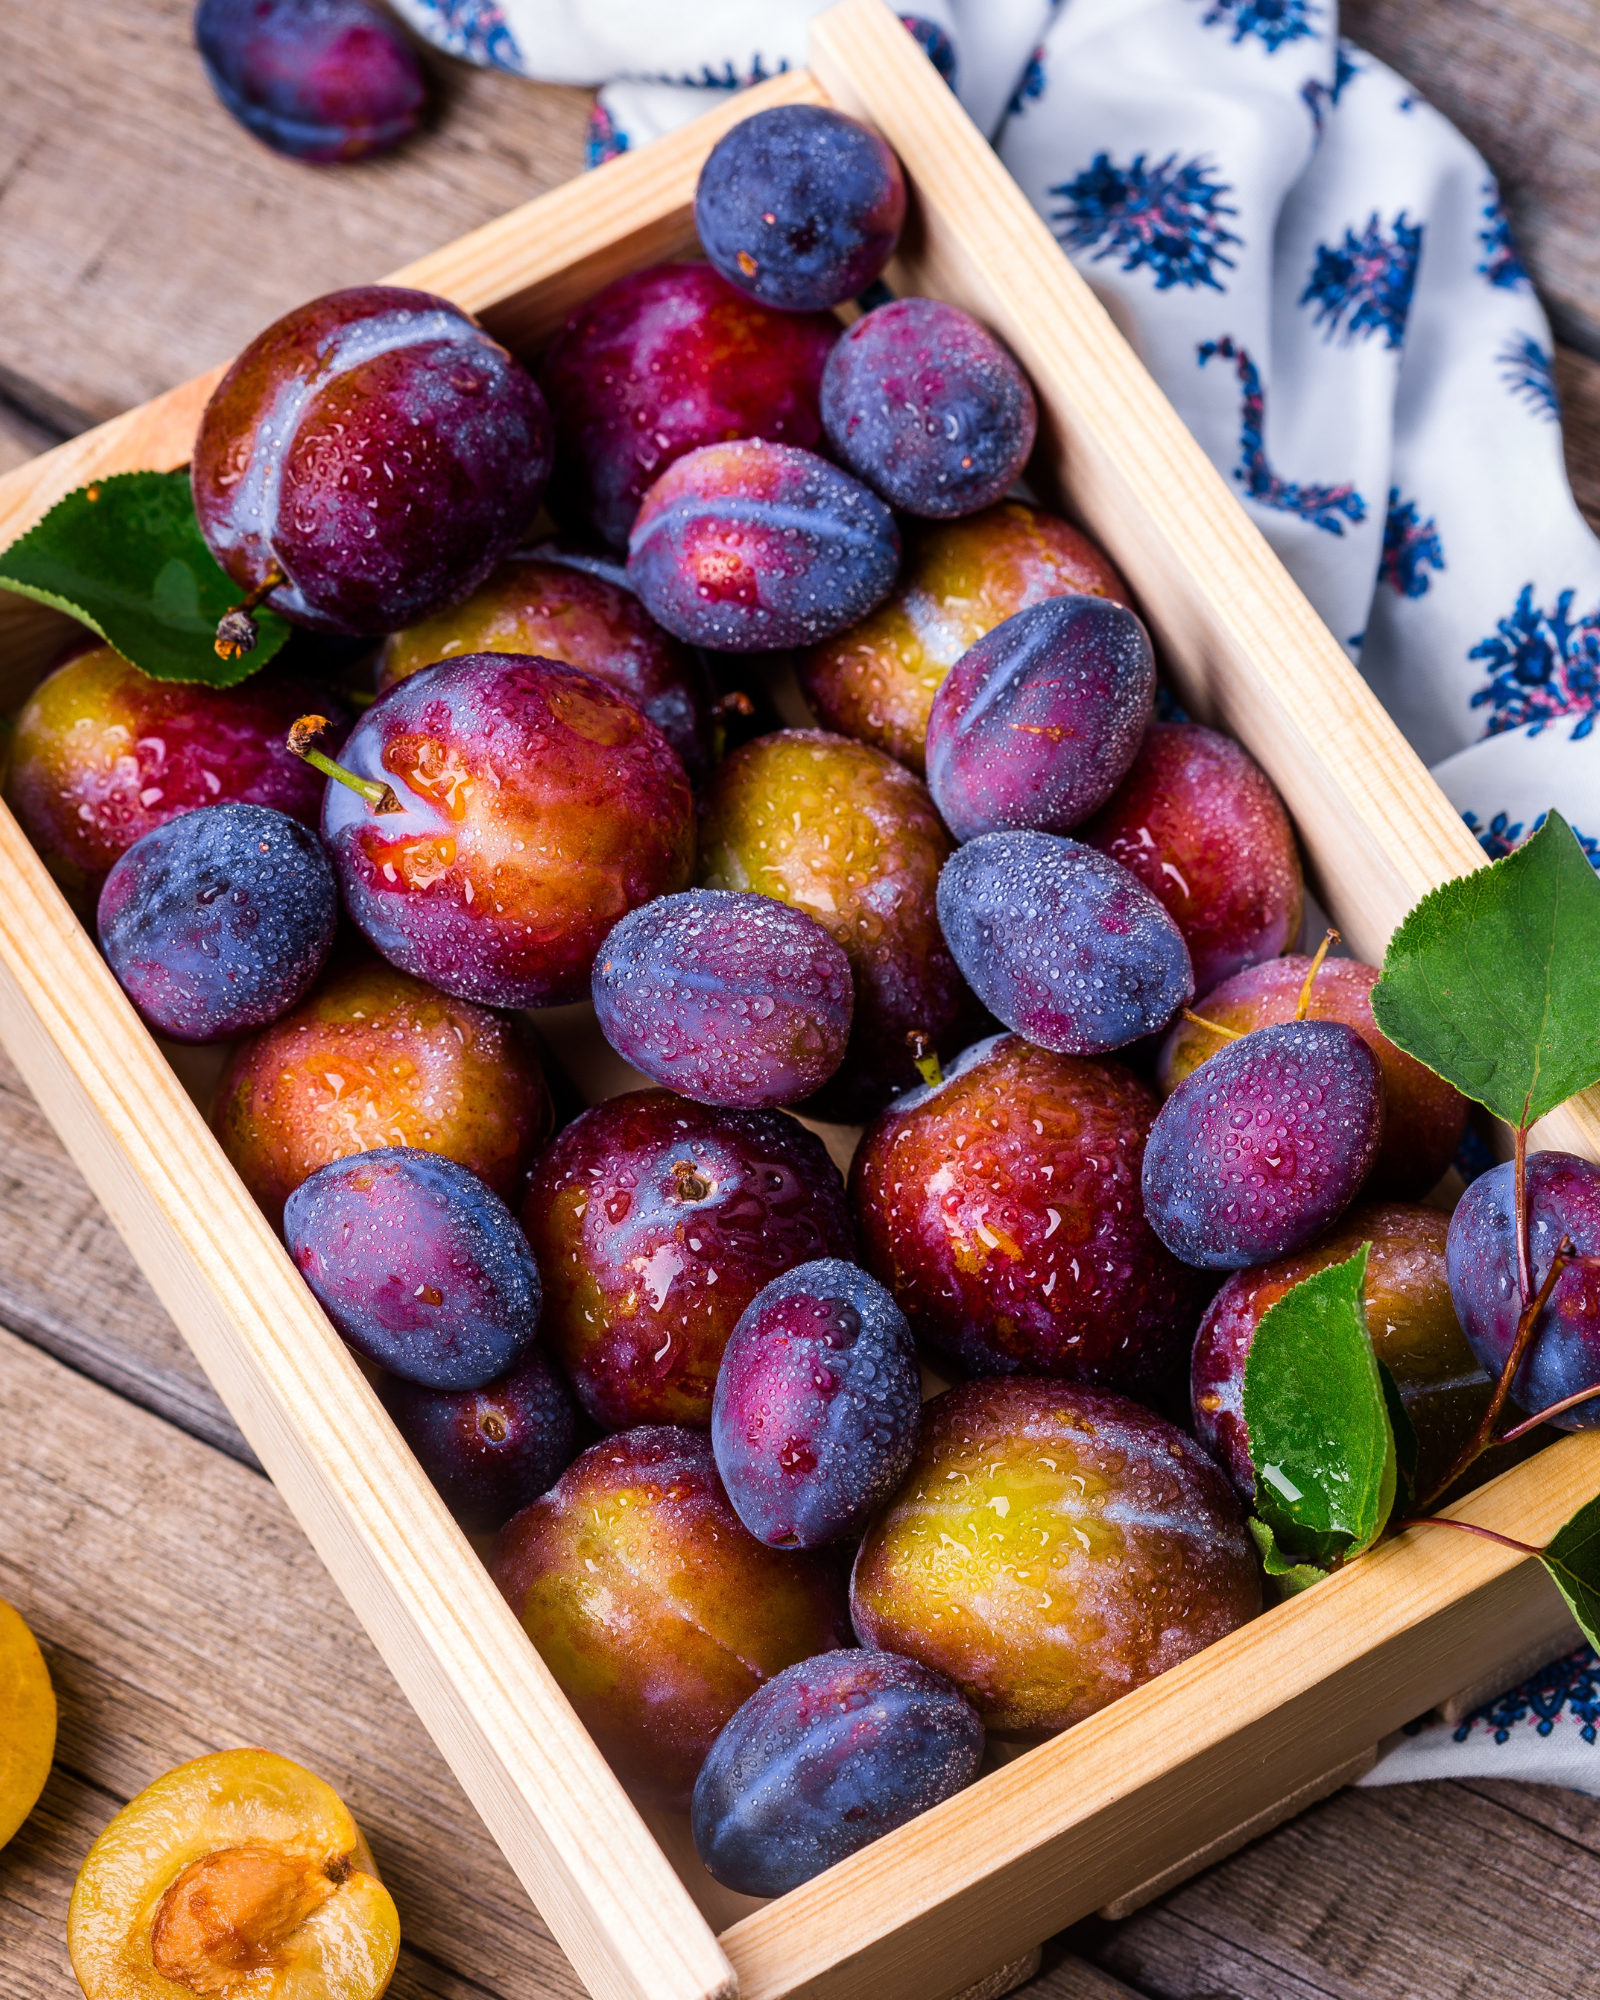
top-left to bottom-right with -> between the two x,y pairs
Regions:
1182,1008 -> 1243,1042
287,715 -> 401,814
906,1030 -> 942,1088
1294,928 -> 1339,1020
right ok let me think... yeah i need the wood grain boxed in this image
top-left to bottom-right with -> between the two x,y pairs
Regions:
0,1324 -> 582,2000
1344,0 -> 1600,359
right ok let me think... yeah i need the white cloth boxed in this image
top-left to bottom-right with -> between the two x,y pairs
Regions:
389,0 -> 1600,1786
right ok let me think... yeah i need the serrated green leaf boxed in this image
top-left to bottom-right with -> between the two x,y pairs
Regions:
0,471 -> 289,686
1247,1515 -> 1329,1596
1243,1244 -> 1397,1568
1370,812 -> 1600,1127
1377,1358 -> 1419,1514
1541,1491 -> 1600,1652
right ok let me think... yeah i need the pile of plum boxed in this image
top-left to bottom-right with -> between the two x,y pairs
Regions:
9,105 -> 1494,1898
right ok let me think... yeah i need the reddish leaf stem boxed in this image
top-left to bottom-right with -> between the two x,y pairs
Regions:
1395,1516 -> 1544,1559
1515,1109 -> 1532,1309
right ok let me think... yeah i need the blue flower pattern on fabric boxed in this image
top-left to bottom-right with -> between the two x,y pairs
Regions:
1051,154 -> 1241,292
1478,184 -> 1530,292
1464,812 -> 1600,869
900,16 -> 958,88
1499,333 -> 1561,420
1191,0 -> 1318,53
1199,337 -> 1366,533
1470,585 -> 1600,739
1300,213 -> 1423,349
409,0 -> 521,70
1457,1646 -> 1600,1744
585,103 -> 628,168
1379,489 -> 1445,599
1006,47 -> 1046,119
1300,45 -> 1358,136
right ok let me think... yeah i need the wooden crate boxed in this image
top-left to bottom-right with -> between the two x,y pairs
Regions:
1,5 -> 1598,1999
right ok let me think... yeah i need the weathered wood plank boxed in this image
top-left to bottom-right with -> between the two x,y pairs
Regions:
1556,345 -> 1600,538
0,1323 -> 584,2000
1344,0 -> 1600,358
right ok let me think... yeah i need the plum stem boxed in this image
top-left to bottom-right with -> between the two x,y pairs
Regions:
1395,1515 -> 1545,1559
287,715 -> 401,815
1414,1227 -> 1574,1510
214,566 -> 285,660
907,1030 -> 942,1087
1294,929 -> 1341,1020
1182,1008 -> 1244,1042
710,690 -> 754,764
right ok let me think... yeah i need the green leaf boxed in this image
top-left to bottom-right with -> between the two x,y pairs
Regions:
1370,811 -> 1600,1127
0,471 -> 289,686
1242,1244 -> 1396,1569
1377,1358 -> 1419,1514
1247,1515 -> 1329,1596
1541,1491 -> 1600,1653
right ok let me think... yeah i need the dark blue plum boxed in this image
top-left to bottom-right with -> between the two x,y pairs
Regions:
377,1345 -> 578,1533
821,297 -> 1038,518
285,1147 -> 541,1387
691,1648 -> 984,1896
926,597 -> 1155,840
194,0 -> 427,164
97,802 -> 336,1044
1142,1021 -> 1384,1270
1446,1151 -> 1600,1428
936,831 -> 1193,1055
695,105 -> 906,313
711,1258 -> 920,1548
628,440 -> 900,652
593,890 -> 853,1109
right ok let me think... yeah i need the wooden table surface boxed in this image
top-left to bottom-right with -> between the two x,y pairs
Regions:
3,4 -> 1600,1997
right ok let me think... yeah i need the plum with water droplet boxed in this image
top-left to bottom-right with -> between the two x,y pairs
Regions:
692,1648 -> 982,1895
712,1259 -> 920,1548
286,1146 -> 541,1387
521,1091 -> 855,1430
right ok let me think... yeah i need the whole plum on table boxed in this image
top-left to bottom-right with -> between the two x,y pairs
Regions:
1079,722 -> 1303,996
194,0 -> 426,163
1192,1204 -> 1492,1502
286,1147 -> 540,1387
627,441 -> 899,652
1447,1151 -> 1600,1428
522,1091 -> 855,1430
377,1346 -> 577,1534
925,597 -> 1155,840
821,297 -> 1037,518
6,644 -> 330,901
711,1259 -> 920,1548
851,1034 -> 1208,1388
692,1649 -> 983,1896
800,500 -> 1132,773
377,553 -> 714,782
491,1427 -> 852,1807
213,960 -> 552,1231
695,105 -> 905,313
539,262 -> 838,549
192,286 -> 551,634
1158,955 -> 1467,1201
592,890 -> 853,1109
697,729 -> 965,1118
318,651 -> 693,1008
98,803 -> 337,1043
851,1380 -> 1260,1735
1142,1020 -> 1385,1269
936,832 -> 1194,1055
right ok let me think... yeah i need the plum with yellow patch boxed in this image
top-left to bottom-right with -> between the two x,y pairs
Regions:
213,960 -> 552,1232
492,1427 -> 852,1807
67,1746 -> 399,1999
851,1379 -> 1260,1736
0,1597 -> 55,1851
850,1033 -> 1207,1390
799,501 -> 1131,774
697,729 -> 964,1118
321,651 -> 693,1009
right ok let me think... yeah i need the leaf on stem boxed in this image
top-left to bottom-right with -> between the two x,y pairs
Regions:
0,471 -> 289,686
1242,1243 -> 1396,1570
1542,1490 -> 1600,1652
1246,1517 -> 1329,1596
1370,812 -> 1600,1126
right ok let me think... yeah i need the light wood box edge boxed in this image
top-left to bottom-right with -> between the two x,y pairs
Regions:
1,8 -> 1597,2000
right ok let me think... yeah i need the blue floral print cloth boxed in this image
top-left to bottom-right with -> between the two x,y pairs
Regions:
389,0 -> 1599,853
